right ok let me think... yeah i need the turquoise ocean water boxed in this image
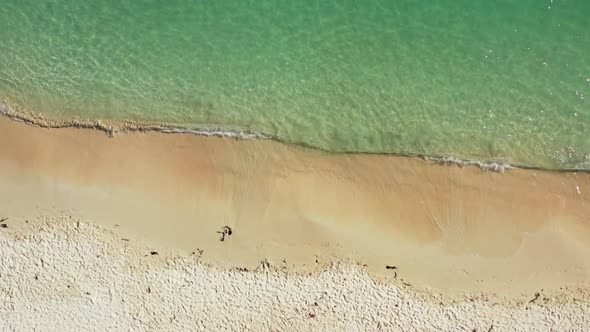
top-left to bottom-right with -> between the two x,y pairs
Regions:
1,1 -> 589,170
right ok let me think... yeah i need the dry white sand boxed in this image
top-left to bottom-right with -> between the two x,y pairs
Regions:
1,215 -> 589,332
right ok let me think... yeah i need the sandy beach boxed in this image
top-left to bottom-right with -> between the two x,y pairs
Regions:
1,114 -> 590,330
2,215 -> 590,331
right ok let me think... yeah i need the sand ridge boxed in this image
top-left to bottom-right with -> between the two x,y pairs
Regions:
0,115 -> 589,297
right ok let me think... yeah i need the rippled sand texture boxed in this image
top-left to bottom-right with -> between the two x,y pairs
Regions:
1,116 -> 589,297
1,0 -> 589,169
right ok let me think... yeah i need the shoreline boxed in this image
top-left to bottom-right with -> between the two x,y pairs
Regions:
3,101 -> 586,173
1,113 -> 589,298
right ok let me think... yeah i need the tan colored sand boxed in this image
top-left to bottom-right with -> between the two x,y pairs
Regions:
1,215 -> 589,332
0,116 -> 589,298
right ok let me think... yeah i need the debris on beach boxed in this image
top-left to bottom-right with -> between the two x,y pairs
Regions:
217,226 -> 233,241
528,292 -> 541,304
386,265 -> 397,270
257,259 -> 271,271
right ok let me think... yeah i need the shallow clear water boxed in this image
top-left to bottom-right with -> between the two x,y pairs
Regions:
1,0 -> 589,169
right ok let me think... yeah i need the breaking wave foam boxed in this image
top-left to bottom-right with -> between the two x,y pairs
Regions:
423,156 -> 512,173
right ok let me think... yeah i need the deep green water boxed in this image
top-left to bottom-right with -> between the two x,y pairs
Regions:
1,1 -> 589,169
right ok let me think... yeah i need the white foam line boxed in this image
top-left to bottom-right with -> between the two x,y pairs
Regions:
159,127 -> 270,140
1,102 -> 270,140
425,156 -> 513,172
